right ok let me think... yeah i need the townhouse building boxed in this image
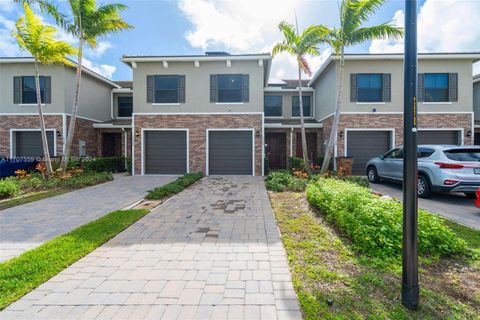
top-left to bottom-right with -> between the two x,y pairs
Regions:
1,52 -> 478,176
310,53 -> 479,174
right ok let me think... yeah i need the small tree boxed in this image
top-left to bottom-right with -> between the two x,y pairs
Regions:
320,0 -> 403,173
13,2 -> 76,175
272,21 -> 327,175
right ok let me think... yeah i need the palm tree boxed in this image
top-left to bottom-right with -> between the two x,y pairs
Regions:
272,21 -> 328,175
320,0 -> 403,173
17,0 -> 132,171
12,2 -> 76,175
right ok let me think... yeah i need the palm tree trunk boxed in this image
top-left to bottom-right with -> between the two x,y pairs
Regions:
298,59 -> 311,175
60,36 -> 84,171
34,59 -> 53,175
321,46 -> 345,173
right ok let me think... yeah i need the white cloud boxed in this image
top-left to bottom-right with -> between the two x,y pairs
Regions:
370,0 -> 480,54
0,0 -> 16,13
85,41 -> 112,58
0,13 -> 22,56
82,57 -> 116,79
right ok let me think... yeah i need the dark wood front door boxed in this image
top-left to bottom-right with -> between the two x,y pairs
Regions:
296,132 -> 317,164
266,133 -> 287,169
102,132 -> 122,157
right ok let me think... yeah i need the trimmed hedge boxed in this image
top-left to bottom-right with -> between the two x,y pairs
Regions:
306,178 -> 468,258
69,157 -> 131,173
146,172 -> 203,200
265,171 -> 308,192
0,178 -> 19,199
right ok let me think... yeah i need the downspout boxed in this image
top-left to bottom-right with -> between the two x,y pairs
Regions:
290,127 -> 294,158
122,127 -> 127,171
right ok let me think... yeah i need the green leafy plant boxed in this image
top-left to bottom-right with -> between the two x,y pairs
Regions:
146,172 -> 203,200
265,171 -> 308,192
289,157 -> 305,171
306,178 -> 468,258
69,157 -> 130,173
0,178 -> 20,199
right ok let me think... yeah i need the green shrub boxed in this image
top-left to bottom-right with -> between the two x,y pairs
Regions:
289,157 -> 305,171
265,171 -> 308,192
18,174 -> 44,191
62,172 -> 113,188
337,175 -> 369,188
0,178 -> 19,199
70,157 -> 130,173
306,178 -> 468,258
146,172 -> 203,200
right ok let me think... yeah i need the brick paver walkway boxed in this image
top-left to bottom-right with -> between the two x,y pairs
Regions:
1,176 -> 301,320
0,174 -> 176,262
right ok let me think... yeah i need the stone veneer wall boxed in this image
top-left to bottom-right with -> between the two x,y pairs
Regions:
0,115 -> 64,157
133,114 -> 263,175
321,113 -> 473,158
65,116 -> 98,157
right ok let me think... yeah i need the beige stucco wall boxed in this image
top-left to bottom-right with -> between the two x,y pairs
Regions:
0,63 -> 66,114
264,90 -> 313,119
132,60 -> 265,114
63,66 -> 112,121
339,59 -> 474,113
312,62 -> 337,121
311,58 -> 474,116
474,81 -> 480,121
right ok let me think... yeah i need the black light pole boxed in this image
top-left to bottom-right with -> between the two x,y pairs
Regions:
402,0 -> 419,311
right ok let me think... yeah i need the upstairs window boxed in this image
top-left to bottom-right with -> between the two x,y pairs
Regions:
14,76 -> 51,104
424,73 -> 449,102
146,75 -> 185,104
350,73 -> 391,103
292,96 -> 311,117
357,74 -> 383,102
264,95 -> 282,117
118,96 -> 133,117
210,74 -> 249,103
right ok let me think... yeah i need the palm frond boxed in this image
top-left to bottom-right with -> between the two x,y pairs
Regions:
353,0 -> 387,25
271,42 -> 296,57
299,56 -> 312,77
348,23 -> 403,46
277,21 -> 297,45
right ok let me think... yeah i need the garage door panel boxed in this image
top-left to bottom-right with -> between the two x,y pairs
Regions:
209,131 -> 253,175
144,131 -> 187,174
15,131 -> 55,157
346,131 -> 391,175
418,130 -> 460,145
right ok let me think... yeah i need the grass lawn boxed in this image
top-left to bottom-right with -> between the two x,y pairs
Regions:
0,209 -> 148,310
269,191 -> 480,319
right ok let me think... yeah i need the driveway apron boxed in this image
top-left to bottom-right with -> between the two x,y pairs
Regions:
0,174 -> 176,262
1,176 -> 301,320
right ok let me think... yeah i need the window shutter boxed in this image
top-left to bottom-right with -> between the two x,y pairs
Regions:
178,75 -> 186,103
382,74 -> 391,102
146,75 -> 154,103
449,73 -> 458,102
241,74 -> 249,102
210,74 -> 217,102
14,76 -> 21,104
44,76 -> 51,104
417,73 -> 424,102
350,74 -> 357,102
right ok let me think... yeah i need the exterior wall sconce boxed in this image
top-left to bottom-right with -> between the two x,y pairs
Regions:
467,130 -> 472,138
339,131 -> 344,138
256,130 -> 261,138
135,129 -> 140,137
56,131 -> 62,138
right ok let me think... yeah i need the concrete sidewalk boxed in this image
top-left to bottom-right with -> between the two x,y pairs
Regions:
1,176 -> 301,320
0,174 -> 176,262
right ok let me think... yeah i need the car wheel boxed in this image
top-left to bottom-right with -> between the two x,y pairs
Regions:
417,175 -> 432,198
464,192 -> 477,199
366,166 -> 379,183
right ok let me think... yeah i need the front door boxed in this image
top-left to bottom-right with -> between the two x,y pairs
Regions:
266,133 -> 286,170
296,132 -> 317,165
102,132 -> 121,157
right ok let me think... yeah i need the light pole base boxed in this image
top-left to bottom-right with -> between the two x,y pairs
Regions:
401,283 -> 419,310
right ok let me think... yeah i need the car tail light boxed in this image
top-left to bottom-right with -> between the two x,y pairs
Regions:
434,162 -> 464,169
443,179 -> 459,185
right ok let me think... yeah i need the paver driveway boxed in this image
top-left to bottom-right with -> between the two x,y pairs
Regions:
0,174 -> 176,262
1,176 -> 301,320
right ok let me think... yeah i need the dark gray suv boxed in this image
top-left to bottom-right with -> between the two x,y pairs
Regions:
365,145 -> 480,198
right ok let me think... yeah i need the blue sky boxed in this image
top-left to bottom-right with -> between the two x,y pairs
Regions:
1,0 -> 479,80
